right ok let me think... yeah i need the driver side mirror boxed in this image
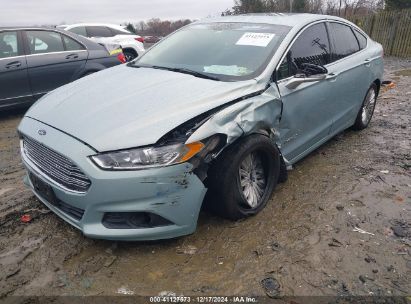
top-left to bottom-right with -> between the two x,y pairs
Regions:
286,63 -> 328,89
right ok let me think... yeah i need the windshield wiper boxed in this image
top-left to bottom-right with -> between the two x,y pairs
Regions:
151,66 -> 221,81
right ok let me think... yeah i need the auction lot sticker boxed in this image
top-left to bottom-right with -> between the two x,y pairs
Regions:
236,32 -> 275,47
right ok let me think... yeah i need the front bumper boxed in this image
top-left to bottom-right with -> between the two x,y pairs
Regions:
18,117 -> 207,241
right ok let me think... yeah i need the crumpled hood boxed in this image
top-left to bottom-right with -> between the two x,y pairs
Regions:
26,64 -> 262,151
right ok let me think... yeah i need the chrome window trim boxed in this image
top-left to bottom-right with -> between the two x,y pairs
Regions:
20,139 -> 88,195
0,55 -> 26,61
25,49 -> 87,57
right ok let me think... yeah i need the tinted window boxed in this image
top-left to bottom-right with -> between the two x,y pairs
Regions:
62,35 -> 84,51
277,23 -> 330,80
86,26 -> 113,37
69,26 -> 87,37
0,31 -> 19,59
329,23 -> 360,61
354,29 -> 367,49
26,31 -> 64,54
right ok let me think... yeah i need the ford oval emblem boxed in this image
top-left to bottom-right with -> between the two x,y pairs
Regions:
38,129 -> 47,136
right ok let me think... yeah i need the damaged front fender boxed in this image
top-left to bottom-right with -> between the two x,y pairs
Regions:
186,83 -> 283,149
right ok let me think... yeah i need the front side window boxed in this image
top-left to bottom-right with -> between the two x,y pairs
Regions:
329,23 -> 360,61
0,31 -> 19,59
26,31 -> 64,54
86,26 -> 113,37
134,22 -> 290,81
68,26 -> 87,37
277,22 -> 330,80
62,35 -> 85,51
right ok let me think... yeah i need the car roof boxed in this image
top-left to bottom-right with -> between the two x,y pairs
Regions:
198,13 -> 354,28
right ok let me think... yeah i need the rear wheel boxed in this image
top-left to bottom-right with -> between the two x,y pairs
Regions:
206,134 -> 280,220
352,84 -> 377,130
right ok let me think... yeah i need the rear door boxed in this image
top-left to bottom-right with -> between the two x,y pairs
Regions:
0,30 -> 32,108
276,22 -> 335,162
326,22 -> 372,132
24,30 -> 88,97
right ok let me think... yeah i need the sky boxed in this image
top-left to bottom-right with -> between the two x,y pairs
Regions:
0,0 -> 235,26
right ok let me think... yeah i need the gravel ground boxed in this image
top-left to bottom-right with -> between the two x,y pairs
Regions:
0,57 -> 410,299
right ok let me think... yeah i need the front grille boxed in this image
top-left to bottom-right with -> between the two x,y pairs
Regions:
22,136 -> 91,193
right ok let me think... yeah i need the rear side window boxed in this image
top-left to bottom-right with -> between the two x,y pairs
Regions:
62,35 -> 85,51
277,22 -> 330,80
86,26 -> 113,37
26,31 -> 65,54
329,23 -> 360,61
68,26 -> 87,37
0,31 -> 19,58
354,29 -> 367,50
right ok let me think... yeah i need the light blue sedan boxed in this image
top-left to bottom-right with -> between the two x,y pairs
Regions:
18,14 -> 383,240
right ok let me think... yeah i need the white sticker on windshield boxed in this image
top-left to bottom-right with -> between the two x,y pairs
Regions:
236,32 -> 275,47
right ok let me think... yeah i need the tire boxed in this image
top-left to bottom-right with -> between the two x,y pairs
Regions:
124,50 -> 137,62
206,134 -> 280,220
352,84 -> 378,130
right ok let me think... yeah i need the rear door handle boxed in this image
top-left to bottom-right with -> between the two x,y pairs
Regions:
364,58 -> 371,67
65,54 -> 79,60
5,61 -> 22,69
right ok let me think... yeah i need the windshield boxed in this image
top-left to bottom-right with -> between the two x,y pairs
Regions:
133,22 -> 291,81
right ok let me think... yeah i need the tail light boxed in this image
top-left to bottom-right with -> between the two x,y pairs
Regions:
135,37 -> 144,43
117,53 -> 126,63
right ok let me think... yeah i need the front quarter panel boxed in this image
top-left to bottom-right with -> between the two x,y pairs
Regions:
187,84 -> 283,150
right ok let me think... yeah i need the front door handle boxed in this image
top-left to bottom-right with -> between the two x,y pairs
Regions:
5,61 -> 22,69
65,54 -> 79,60
326,73 -> 338,81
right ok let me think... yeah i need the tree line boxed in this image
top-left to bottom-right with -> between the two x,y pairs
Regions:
221,0 -> 409,17
123,0 -> 409,36
124,18 -> 192,37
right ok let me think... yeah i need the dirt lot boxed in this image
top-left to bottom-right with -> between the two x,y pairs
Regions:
0,58 -> 410,299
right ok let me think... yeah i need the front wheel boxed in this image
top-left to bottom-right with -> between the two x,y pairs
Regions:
206,134 -> 280,220
352,84 -> 377,130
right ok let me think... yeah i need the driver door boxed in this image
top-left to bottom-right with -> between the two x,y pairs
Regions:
276,22 -> 336,162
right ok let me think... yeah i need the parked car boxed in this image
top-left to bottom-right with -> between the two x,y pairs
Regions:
18,14 -> 383,241
58,23 -> 145,62
0,27 -> 125,110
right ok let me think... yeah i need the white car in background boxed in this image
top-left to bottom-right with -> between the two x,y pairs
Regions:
57,23 -> 145,61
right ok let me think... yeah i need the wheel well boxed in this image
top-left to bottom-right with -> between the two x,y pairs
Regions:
122,48 -> 138,57
374,79 -> 381,96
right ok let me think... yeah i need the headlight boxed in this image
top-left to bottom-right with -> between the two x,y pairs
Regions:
90,142 -> 204,170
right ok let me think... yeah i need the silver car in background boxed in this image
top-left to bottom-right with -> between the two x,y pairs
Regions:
18,14 -> 383,240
